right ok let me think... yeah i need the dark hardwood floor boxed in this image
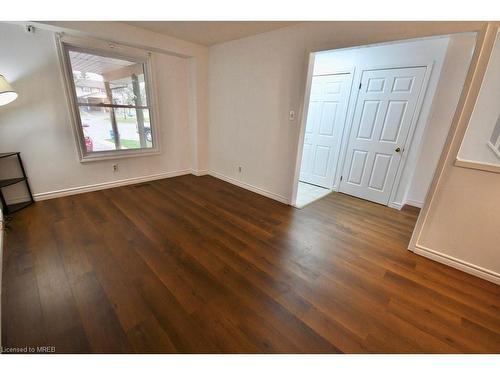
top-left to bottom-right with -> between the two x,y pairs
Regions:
2,175 -> 499,353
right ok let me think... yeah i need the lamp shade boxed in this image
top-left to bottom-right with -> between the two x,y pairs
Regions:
0,75 -> 18,106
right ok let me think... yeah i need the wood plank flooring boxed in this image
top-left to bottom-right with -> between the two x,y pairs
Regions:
2,175 -> 499,353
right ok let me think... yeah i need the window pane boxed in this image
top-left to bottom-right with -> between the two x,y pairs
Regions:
64,44 -> 157,158
110,73 -> 148,107
68,50 -> 148,107
490,115 -> 500,146
79,107 -> 117,152
114,108 -> 153,149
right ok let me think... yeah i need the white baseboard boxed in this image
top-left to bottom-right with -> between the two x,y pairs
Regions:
191,169 -> 209,176
33,169 -> 192,201
388,201 -> 403,210
413,244 -> 500,285
208,171 -> 290,205
8,169 -> 288,205
390,200 -> 424,210
405,199 -> 424,208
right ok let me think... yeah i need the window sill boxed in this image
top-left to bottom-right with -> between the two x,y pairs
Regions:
79,148 -> 162,163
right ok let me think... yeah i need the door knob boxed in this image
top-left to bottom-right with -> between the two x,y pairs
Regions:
395,147 -> 401,153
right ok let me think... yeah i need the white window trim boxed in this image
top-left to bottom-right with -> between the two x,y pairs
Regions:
56,33 -> 162,163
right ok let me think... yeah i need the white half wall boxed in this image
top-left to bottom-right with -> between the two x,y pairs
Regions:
410,23 -> 500,284
208,22 -> 478,207
0,22 -> 205,202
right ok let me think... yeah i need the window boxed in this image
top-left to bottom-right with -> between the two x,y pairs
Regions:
58,36 -> 159,161
488,115 -> 500,159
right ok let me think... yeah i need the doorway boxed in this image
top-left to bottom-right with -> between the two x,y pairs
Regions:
293,34 -> 461,209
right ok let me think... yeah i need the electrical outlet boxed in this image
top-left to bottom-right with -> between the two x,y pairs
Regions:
25,24 -> 36,34
238,166 -> 242,173
112,164 -> 118,172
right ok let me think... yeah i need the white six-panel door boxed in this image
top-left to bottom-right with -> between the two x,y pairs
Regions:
339,66 -> 426,205
300,73 -> 351,188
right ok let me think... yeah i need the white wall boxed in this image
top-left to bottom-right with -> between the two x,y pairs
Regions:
41,21 -> 210,174
407,34 -> 477,204
411,23 -> 500,284
457,31 -> 500,166
0,22 -> 202,201
311,37 -> 451,208
208,23 -> 477,206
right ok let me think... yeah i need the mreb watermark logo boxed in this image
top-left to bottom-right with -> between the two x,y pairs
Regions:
37,346 -> 56,353
1,346 -> 56,353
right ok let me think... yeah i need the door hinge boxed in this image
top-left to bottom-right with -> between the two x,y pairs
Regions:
340,175 -> 343,181
358,83 -> 362,90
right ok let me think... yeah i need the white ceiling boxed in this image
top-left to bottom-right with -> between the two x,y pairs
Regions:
125,21 -> 300,46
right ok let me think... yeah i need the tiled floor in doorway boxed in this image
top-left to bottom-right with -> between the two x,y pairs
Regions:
296,181 -> 331,208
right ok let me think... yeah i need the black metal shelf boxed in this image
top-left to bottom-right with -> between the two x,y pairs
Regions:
6,201 -> 33,214
0,176 -> 27,189
0,152 -> 34,215
0,152 -> 20,159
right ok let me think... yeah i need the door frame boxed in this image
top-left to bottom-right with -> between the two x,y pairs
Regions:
291,48 -> 435,208
291,63 -> 355,206
337,63 -> 435,209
